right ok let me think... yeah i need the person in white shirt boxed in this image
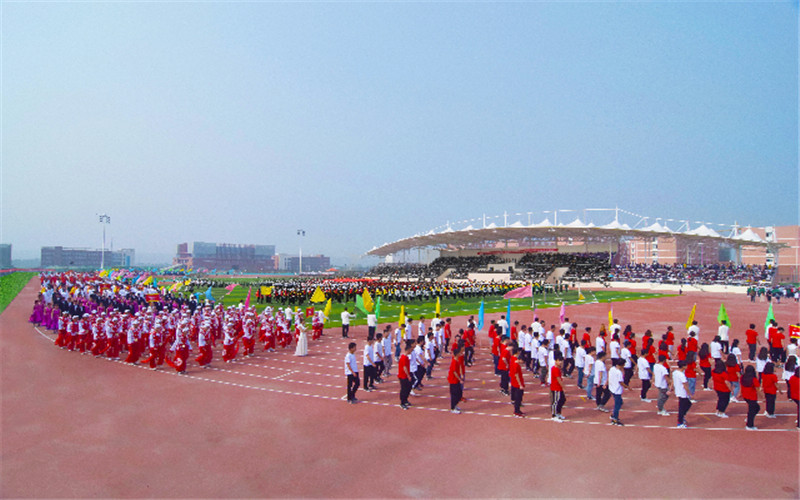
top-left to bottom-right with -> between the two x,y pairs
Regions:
688,321 -> 700,341
621,341 -> 634,385
673,360 -> 692,428
537,340 -> 549,385
594,352 -> 610,411
374,333 -> 385,381
344,342 -> 360,404
575,341 -> 587,389
522,327 -> 533,371
497,315 -> 509,337
341,308 -> 356,338
596,333 -> 607,357
654,355 -> 670,415
637,351 -> 653,402
367,312 -> 378,339
382,326 -> 394,375
417,317 -> 426,339
584,347 -> 595,400
609,336 -> 621,360
608,359 -> 628,425
718,320 -> 730,354
412,338 -> 426,390
710,336 -> 723,361
363,340 -> 376,391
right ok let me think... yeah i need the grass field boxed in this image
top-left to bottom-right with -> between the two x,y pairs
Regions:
0,272 -> 36,314
205,287 -> 673,327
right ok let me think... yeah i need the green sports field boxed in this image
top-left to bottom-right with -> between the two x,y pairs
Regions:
0,272 -> 36,314
208,287 -> 672,327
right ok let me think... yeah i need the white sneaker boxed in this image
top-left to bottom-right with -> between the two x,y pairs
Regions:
451,408 -> 461,414
766,413 -> 777,419
410,391 -> 418,396
641,398 -> 653,403
551,416 -> 563,423
557,414 -> 566,420
658,410 -> 670,416
746,426 -> 758,431
719,413 -> 729,418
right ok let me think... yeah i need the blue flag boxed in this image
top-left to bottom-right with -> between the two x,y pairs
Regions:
506,299 -> 512,331
477,299 -> 485,331
205,286 -> 214,302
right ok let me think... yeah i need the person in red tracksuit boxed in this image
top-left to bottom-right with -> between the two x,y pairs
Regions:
448,347 -> 465,414
510,347 -> 526,417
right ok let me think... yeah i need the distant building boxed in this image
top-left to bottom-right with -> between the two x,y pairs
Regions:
174,242 -> 276,272
0,244 -> 11,269
287,254 -> 331,273
41,246 -> 134,268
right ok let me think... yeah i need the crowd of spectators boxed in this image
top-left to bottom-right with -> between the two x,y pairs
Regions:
517,252 -> 613,282
609,263 -> 775,286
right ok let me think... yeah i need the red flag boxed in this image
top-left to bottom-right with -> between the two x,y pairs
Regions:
503,285 -> 532,299
245,287 -> 252,309
789,324 -> 800,339
305,307 -> 315,318
145,293 -> 160,303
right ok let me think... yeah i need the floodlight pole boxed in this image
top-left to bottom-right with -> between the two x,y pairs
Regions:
98,214 -> 111,269
297,229 -> 306,275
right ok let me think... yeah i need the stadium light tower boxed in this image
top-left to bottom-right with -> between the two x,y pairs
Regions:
297,229 -> 306,275
98,214 -> 111,269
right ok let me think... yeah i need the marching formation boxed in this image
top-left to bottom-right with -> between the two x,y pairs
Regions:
29,272 -> 325,373
28,271 -> 799,431
343,313 -> 800,430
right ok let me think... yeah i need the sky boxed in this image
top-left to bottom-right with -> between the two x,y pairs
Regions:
2,1 -> 798,265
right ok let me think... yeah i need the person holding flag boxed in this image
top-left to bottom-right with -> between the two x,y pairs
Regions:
717,303 -> 731,354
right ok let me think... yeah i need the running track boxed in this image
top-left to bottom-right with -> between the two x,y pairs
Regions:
2,279 -> 798,498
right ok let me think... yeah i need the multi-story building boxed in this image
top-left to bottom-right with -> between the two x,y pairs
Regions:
41,247 -> 134,268
287,254 -> 331,273
173,242 -> 275,272
0,244 -> 11,269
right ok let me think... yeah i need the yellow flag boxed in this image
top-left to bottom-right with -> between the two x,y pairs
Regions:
399,305 -> 406,328
261,286 -> 272,296
184,279 -> 191,286
142,275 -> 153,286
608,305 -> 614,329
435,296 -> 441,316
362,289 -> 374,313
310,286 -> 326,303
98,269 -> 109,278
323,298 -> 332,321
578,286 -> 585,301
686,303 -> 697,330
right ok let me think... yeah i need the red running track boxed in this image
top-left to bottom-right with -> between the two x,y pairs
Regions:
1,279 -> 798,498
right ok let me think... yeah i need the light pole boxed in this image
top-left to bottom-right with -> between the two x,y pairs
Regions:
98,214 -> 111,269
297,229 -> 306,275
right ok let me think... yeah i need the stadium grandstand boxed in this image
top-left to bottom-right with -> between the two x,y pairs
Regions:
366,208 -> 787,286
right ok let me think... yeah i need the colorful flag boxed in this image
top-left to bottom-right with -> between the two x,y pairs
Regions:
717,303 -> 731,330
435,296 -> 441,316
145,293 -> 160,303
323,298 -> 332,322
503,285 -> 532,299
355,294 -> 367,315
686,303 -> 697,330
305,306 -> 314,318
578,285 -> 585,301
141,275 -> 153,286
310,286 -> 326,303
559,302 -> 565,324
184,279 -> 191,286
608,304 -> 614,330
224,283 -> 238,292
260,286 -> 272,296
98,269 -> 109,278
205,286 -> 214,302
477,299 -> 485,331
506,299 -> 512,327
245,287 -> 252,309
375,297 -> 382,319
399,305 -> 406,327
362,289 -> 374,313
789,324 -> 800,339
764,302 -> 775,331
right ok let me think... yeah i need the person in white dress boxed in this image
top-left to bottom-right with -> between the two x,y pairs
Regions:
295,323 -> 308,356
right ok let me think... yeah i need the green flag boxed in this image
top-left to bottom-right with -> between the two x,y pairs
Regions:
355,295 -> 368,315
764,302 -> 775,331
375,296 -> 381,320
717,303 -> 731,331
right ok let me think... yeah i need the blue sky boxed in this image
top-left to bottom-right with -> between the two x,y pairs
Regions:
2,1 -> 797,264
